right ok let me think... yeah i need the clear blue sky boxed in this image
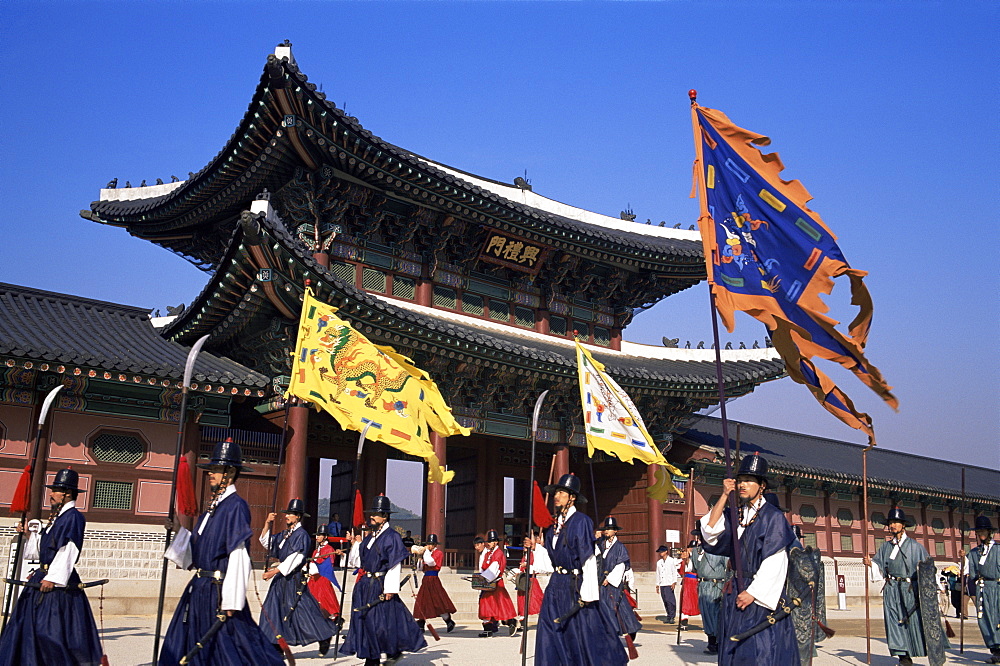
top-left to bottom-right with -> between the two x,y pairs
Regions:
2,2 -> 997,487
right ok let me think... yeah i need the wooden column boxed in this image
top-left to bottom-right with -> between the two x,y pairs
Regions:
648,463 -> 665,569
610,328 -> 622,351
313,251 -> 330,269
426,433 -> 447,539
416,270 -> 433,307
553,444 -> 569,483
279,401 -> 309,509
534,309 -> 550,335
359,440 -> 388,504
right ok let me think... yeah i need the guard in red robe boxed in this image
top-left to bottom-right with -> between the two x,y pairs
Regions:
306,524 -> 341,618
517,529 -> 552,628
478,529 -> 517,637
411,534 -> 457,633
679,541 -> 701,627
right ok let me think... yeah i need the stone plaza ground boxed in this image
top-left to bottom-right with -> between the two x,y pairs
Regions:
95,606 -> 995,665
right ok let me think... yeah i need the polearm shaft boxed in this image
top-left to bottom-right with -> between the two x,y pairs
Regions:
152,334 -> 209,666
960,467 -> 966,653
689,90 -> 744,591
332,420 -> 372,660
1,383 -> 63,632
521,390 -> 549,666
862,443 -> 873,664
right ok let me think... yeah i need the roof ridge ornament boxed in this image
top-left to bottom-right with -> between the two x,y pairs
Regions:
274,39 -> 295,65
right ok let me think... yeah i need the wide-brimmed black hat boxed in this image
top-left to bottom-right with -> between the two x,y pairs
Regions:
656,545 -> 670,553
544,473 -> 588,504
425,533 -> 439,545
198,437 -> 252,472
47,468 -> 85,493
281,498 -> 310,517
974,516 -> 996,532
691,526 -> 702,536
736,453 -> 771,486
314,524 -> 329,536
365,494 -> 393,515
884,507 -> 915,527
601,516 -> 621,531
473,536 -> 485,545
486,529 -> 501,543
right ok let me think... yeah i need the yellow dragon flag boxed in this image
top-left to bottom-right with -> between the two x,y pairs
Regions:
576,341 -> 686,499
287,289 -> 469,483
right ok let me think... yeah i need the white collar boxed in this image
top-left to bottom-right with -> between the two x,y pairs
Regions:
217,485 -> 237,502
892,531 -> 908,544
604,535 -> 617,548
58,500 -> 76,516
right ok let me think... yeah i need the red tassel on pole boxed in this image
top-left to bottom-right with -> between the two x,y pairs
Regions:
9,464 -> 32,515
175,457 -> 198,517
352,488 -> 364,529
532,481 -> 554,528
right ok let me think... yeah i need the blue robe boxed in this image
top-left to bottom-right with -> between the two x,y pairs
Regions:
261,526 -> 337,645
690,545 -> 729,638
703,503 -> 800,666
339,525 -> 426,660
0,507 -> 102,666
872,534 -> 929,658
598,538 -> 642,635
968,540 -> 1000,650
159,493 -> 282,666
535,511 -> 627,666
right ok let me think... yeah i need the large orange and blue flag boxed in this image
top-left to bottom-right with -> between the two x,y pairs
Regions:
690,101 -> 897,444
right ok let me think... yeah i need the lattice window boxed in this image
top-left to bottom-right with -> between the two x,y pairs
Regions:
514,307 -> 535,328
331,261 -> 356,286
488,300 -> 509,322
593,327 -> 611,347
362,268 -> 387,293
935,541 -> 945,557
802,532 -> 817,548
549,316 -> 567,336
392,276 -> 415,300
433,286 -> 457,309
837,508 -> 854,527
92,480 -> 133,510
91,432 -> 144,464
840,534 -> 854,552
800,504 -> 818,523
462,293 -> 484,316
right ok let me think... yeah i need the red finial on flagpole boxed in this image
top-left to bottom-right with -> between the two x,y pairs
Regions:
305,279 -> 312,288
689,89 -> 698,104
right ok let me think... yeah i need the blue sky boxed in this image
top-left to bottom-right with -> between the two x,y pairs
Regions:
2,2 -> 997,485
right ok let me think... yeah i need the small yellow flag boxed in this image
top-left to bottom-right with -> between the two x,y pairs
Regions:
286,289 -> 469,483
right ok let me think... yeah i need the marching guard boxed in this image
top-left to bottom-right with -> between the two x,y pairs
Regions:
535,473 -> 626,666
411,533 -> 457,633
864,507 -> 935,665
517,528 -> 552,630
0,468 -> 103,666
339,493 -> 426,665
306,524 -> 342,619
477,529 -> 518,637
259,499 -> 338,656
598,516 -> 641,640
700,453 -> 800,665
689,529 -> 729,655
159,440 -> 282,666
965,515 -> 1000,664
678,540 -> 701,632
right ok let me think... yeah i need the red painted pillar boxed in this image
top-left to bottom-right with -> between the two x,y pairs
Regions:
426,433 -> 447,539
534,309 -> 550,335
553,444 -> 569,483
280,400 -> 309,509
648,463 -> 664,570
313,251 -> 330,269
416,270 -> 432,307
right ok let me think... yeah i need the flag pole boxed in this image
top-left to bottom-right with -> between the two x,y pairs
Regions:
263,397 -> 292,571
1,383 -> 63,632
152,334 -> 210,665
520,390 -> 549,665
689,90 -> 744,591
959,466 -> 966,653
862,442 -> 873,664
332,420 -> 372,659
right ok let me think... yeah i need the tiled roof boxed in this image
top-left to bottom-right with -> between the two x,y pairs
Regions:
678,416 -> 1000,502
0,283 -> 269,388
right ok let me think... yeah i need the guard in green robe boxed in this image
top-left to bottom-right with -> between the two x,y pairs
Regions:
966,516 -> 1000,664
864,508 -> 928,666
689,528 -> 729,655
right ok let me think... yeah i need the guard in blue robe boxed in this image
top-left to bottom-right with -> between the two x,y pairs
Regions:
597,516 -> 642,638
339,493 -> 426,666
690,529 -> 729,655
259,498 -> 337,656
701,454 -> 800,666
865,507 -> 930,665
966,516 -> 1000,664
0,468 -> 103,666
158,440 -> 282,666
535,474 -> 627,666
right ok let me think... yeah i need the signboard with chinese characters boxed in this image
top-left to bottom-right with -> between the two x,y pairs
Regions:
479,232 -> 548,274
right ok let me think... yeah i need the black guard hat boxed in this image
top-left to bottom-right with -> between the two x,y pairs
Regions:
46,468 -> 85,493
601,516 -> 621,531
736,452 -> 771,486
486,529 -> 501,543
885,507 -> 915,527
974,515 -> 995,532
366,493 -> 393,515
281,498 -> 310,517
198,437 -> 252,472
314,524 -> 329,536
544,473 -> 588,504
425,533 -> 439,545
